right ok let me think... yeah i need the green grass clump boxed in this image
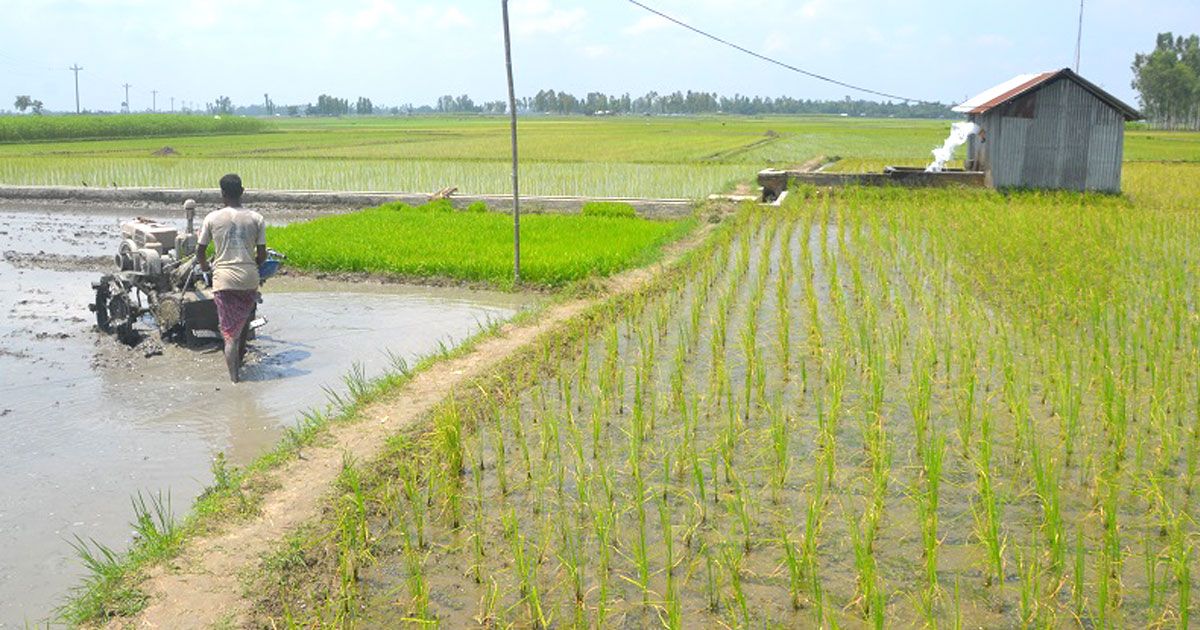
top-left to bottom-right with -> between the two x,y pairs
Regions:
581,201 -> 637,218
0,114 -> 270,143
267,202 -> 694,287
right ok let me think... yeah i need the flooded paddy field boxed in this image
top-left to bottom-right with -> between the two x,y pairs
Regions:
256,185 -> 1200,628
0,203 -> 530,626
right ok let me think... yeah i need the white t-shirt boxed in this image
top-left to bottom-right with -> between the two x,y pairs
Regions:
198,207 -> 267,291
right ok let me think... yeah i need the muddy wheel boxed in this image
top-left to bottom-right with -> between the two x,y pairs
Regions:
115,321 -> 138,345
92,282 -> 112,332
105,290 -> 138,346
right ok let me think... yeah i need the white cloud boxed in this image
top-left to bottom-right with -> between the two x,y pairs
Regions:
442,6 -> 472,29
623,14 -> 670,36
974,34 -> 1013,49
511,0 -> 585,36
762,31 -> 790,55
581,44 -> 610,59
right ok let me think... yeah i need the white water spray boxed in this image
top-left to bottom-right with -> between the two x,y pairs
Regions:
926,121 -> 979,172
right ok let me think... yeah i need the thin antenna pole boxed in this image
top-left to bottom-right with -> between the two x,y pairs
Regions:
70,64 -> 82,114
501,0 -> 520,284
1074,0 -> 1084,72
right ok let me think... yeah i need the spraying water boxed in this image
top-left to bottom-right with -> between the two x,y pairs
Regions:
926,121 -> 979,172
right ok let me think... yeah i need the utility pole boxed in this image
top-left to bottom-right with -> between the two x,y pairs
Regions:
501,0 -> 521,283
1074,0 -> 1084,73
69,64 -> 83,114
170,96 -> 175,112
122,83 -> 132,113
151,90 -> 158,112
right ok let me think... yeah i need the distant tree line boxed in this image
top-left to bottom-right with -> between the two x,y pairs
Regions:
139,91 -> 955,119
522,89 -> 955,118
1132,32 -> 1200,130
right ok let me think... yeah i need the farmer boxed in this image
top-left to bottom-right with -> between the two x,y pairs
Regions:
196,173 -> 266,382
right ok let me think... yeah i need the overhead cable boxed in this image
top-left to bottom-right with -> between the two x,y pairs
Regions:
624,0 -> 937,104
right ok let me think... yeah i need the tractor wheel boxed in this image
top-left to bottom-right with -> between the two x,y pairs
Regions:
92,280 -> 112,332
105,288 -> 138,346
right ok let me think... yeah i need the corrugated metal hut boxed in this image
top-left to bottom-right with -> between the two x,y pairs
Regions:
955,68 -> 1141,192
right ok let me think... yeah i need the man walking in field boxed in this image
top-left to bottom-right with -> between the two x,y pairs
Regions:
196,173 -> 266,383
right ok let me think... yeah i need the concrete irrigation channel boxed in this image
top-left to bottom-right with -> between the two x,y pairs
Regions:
0,196 -> 546,626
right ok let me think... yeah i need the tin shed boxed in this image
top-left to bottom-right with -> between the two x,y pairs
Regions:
955,68 -> 1141,193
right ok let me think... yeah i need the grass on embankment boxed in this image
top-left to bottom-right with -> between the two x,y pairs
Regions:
0,113 -> 270,143
267,200 -> 696,288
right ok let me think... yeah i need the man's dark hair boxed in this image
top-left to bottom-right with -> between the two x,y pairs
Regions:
219,173 -> 244,199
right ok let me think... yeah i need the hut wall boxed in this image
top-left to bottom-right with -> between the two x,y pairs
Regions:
972,78 -> 1125,192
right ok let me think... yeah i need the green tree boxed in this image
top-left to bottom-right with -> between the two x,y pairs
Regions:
1132,32 -> 1200,129
13,95 -> 32,112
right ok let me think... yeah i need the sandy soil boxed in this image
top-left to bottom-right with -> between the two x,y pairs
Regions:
103,220 -> 718,629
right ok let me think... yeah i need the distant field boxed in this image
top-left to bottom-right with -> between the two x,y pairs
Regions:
0,113 -> 268,142
0,116 -> 1193,197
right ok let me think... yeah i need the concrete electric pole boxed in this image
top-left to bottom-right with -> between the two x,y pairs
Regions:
151,90 -> 158,112
501,0 -> 521,283
122,83 -> 132,113
170,96 -> 175,112
69,64 -> 83,114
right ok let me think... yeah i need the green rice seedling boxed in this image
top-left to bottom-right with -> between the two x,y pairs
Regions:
703,543 -> 721,613
494,419 -> 509,497
435,401 -> 464,528
400,522 -> 431,621
972,406 -> 1004,587
953,577 -> 963,630
503,509 -> 547,628
592,492 -> 614,628
781,525 -> 804,611
557,513 -> 586,626
334,459 -> 373,617
1073,525 -> 1086,620
1016,540 -> 1042,628
770,401 -> 789,503
509,402 -> 533,483
849,510 -> 884,627
400,460 -> 426,550
631,460 -> 652,605
1029,429 -> 1065,582
721,542 -> 751,627
919,430 -> 946,620
953,334 -> 978,458
691,441 -> 708,525
1143,529 -> 1161,621
729,475 -> 753,552
470,464 -> 486,585
659,474 -> 681,627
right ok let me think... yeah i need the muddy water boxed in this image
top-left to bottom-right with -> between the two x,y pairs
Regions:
0,205 -> 530,626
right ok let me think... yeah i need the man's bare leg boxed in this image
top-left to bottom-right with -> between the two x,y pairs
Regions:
224,332 -> 242,383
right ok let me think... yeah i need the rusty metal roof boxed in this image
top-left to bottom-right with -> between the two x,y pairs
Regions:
953,68 -> 1141,120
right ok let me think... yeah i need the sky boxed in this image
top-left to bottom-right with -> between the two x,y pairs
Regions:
0,0 -> 1195,113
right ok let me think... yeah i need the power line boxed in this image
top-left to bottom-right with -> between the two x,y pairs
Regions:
623,0 -> 935,104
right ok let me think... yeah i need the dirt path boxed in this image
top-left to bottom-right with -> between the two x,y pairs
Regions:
104,224 -> 716,629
